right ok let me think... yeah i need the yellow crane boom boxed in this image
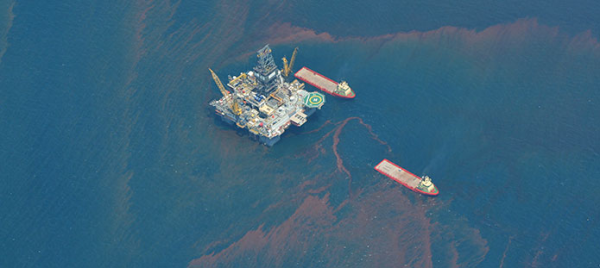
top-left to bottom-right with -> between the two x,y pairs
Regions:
288,47 -> 298,76
231,98 -> 242,115
209,68 -> 242,115
281,47 -> 298,77
209,68 -> 229,97
282,57 -> 289,76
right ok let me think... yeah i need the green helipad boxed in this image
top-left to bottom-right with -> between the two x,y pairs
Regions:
303,92 -> 325,108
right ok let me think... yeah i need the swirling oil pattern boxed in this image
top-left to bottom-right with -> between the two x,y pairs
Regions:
0,0 -> 599,267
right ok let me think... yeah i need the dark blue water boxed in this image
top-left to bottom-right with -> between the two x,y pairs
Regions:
1,0 -> 599,267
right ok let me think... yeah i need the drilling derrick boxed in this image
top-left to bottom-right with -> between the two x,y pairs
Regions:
253,44 -> 281,94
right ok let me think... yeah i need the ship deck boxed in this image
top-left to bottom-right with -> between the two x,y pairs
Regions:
375,159 -> 421,189
295,67 -> 338,94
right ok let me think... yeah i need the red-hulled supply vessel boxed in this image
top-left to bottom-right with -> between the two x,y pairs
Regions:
294,67 -> 356,99
375,159 -> 439,196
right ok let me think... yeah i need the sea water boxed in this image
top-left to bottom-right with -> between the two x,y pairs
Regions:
1,0 -> 599,267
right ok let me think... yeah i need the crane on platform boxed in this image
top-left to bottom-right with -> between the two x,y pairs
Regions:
209,68 -> 242,115
281,47 -> 298,77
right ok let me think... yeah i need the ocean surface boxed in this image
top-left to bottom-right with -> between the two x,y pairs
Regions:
1,0 -> 599,267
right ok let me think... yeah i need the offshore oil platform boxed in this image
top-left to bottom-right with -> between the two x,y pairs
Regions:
209,45 -> 325,146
